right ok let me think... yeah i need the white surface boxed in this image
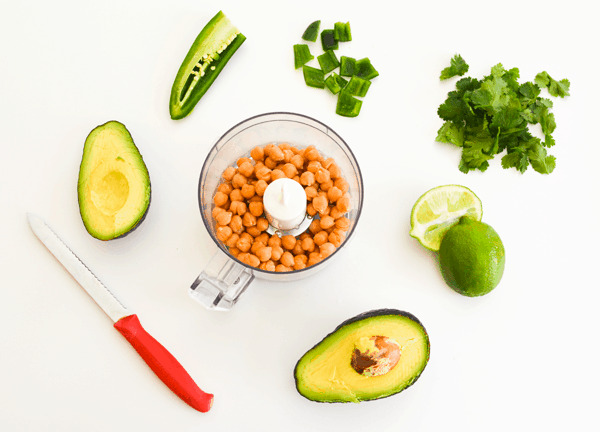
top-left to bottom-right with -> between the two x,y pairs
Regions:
263,178 -> 306,230
1,1 -> 598,430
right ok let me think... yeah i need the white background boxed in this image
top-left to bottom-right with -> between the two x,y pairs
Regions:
1,0 -> 598,430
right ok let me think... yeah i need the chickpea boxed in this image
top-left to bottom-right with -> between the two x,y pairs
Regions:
319,215 -> 335,230
335,217 -> 351,231
314,231 -> 328,246
268,235 -> 282,248
307,253 -> 322,267
255,233 -> 269,245
306,202 -> 317,217
322,157 -> 335,169
327,186 -> 343,203
329,206 -> 344,219
320,242 -> 336,258
216,226 -> 232,242
260,260 -> 276,272
238,161 -> 254,178
250,240 -> 263,253
256,246 -> 272,262
271,169 -> 286,182
230,188 -> 243,202
230,215 -> 244,234
304,186 -> 318,200
264,157 -> 277,169
334,177 -> 349,194
300,171 -> 315,187
329,163 -> 341,179
291,154 -> 304,170
223,167 -> 237,181
282,163 -> 297,178
241,184 -> 255,199
255,179 -> 268,196
307,161 -> 322,173
218,182 -> 233,195
309,219 -> 322,234
232,173 -> 247,189
315,168 -> 331,184
249,201 -> 264,217
242,212 -> 257,227
226,233 -> 240,248
251,146 -> 265,161
294,255 -> 307,270
283,149 -> 294,163
305,145 -> 320,161
257,217 -> 269,232
269,145 -> 284,162
263,143 -> 275,157
292,239 -> 304,256
281,251 -> 295,267
256,166 -> 272,182
299,232 -> 311,240
328,231 -> 344,248
216,211 -> 233,226
246,226 -> 261,237
312,195 -> 328,214
275,264 -> 292,272
236,157 -> 251,167
301,237 -> 315,252
236,236 -> 252,253
212,206 -> 225,218
281,235 -> 296,250
320,180 -> 333,192
214,191 -> 228,207
336,195 -> 351,213
271,245 -> 284,261
249,195 -> 263,203
229,201 -> 246,216
293,175 -> 301,184
229,247 -> 241,257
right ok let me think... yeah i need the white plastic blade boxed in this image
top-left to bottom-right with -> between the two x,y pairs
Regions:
27,213 -> 130,323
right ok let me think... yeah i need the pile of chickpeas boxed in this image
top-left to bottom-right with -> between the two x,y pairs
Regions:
212,142 -> 352,272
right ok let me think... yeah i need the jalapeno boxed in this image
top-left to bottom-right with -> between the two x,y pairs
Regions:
169,11 -> 246,120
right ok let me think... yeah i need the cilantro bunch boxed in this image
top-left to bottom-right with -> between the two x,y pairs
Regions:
436,55 -> 570,174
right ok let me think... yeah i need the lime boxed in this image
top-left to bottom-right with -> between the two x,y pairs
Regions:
438,217 -> 505,297
410,185 -> 483,251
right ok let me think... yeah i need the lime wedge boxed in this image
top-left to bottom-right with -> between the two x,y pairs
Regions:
409,185 -> 483,251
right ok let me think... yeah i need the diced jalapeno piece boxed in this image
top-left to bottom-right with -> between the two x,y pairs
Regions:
355,58 -> 379,80
345,76 -> 371,97
317,50 -> 340,74
336,90 -> 363,117
294,44 -> 314,69
334,22 -> 352,42
169,11 -> 246,120
302,20 -> 321,42
303,65 -> 325,89
321,29 -> 338,51
325,73 -> 348,95
340,56 -> 356,77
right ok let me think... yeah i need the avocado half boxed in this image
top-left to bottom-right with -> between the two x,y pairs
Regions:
77,121 -> 151,240
294,309 -> 430,403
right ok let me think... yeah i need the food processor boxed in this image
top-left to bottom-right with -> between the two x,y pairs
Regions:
190,112 -> 364,311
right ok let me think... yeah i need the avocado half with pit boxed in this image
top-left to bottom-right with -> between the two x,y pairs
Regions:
77,121 -> 151,240
294,309 -> 430,403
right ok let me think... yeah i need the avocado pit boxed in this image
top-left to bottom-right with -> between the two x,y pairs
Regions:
351,336 -> 401,377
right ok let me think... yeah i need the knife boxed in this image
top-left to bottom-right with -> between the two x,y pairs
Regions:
27,213 -> 214,413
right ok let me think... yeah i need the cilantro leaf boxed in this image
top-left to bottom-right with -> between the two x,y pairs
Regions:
501,150 -> 529,173
535,71 -> 570,98
436,121 -> 464,147
528,142 -> 556,174
440,54 -> 469,80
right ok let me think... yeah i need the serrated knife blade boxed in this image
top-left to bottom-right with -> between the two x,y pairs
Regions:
27,213 -> 214,413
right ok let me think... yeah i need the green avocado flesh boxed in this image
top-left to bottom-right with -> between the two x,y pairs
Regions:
77,121 -> 151,240
294,309 -> 430,403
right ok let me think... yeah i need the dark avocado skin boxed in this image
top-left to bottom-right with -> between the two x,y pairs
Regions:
293,309 -> 430,403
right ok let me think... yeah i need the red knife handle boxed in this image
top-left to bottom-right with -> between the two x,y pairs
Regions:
114,314 -> 214,413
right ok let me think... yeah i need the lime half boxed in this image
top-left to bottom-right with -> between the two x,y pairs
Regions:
410,185 -> 483,251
